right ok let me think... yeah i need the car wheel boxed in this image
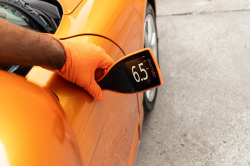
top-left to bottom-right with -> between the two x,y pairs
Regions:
143,3 -> 159,112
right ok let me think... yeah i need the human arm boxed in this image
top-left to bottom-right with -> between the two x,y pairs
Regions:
0,18 -> 114,100
0,18 -> 65,69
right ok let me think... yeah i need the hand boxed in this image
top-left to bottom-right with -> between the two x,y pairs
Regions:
44,34 -> 114,101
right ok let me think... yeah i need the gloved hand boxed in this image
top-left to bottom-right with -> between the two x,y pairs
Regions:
44,34 -> 114,101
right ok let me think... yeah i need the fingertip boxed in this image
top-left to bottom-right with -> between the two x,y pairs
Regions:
93,89 -> 104,101
88,81 -> 104,101
109,57 -> 115,64
107,53 -> 115,63
102,51 -> 114,62
96,93 -> 104,101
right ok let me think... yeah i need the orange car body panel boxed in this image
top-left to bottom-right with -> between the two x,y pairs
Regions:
27,35 -> 140,166
56,0 -> 146,55
57,0 -> 81,15
0,71 -> 83,166
0,0 -> 148,165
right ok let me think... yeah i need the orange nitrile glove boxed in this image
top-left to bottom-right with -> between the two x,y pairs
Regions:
44,34 -> 114,101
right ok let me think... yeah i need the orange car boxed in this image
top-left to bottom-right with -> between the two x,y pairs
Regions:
0,0 -> 158,165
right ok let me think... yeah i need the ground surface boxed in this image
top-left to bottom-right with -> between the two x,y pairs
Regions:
136,0 -> 250,165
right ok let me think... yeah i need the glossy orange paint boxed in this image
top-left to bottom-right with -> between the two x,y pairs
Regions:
27,35 -> 140,166
57,0 -> 81,15
0,70 -> 82,166
1,0 -> 149,165
56,0 -> 146,55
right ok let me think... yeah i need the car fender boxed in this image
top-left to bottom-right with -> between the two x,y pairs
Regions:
0,70 -> 82,166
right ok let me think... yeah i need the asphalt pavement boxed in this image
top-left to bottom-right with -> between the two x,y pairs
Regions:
136,0 -> 250,165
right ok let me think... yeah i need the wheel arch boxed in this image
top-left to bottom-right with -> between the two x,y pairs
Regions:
147,0 -> 156,14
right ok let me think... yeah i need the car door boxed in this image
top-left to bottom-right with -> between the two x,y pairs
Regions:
26,35 -> 139,166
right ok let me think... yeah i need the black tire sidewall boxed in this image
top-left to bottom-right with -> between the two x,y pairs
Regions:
143,3 -> 159,112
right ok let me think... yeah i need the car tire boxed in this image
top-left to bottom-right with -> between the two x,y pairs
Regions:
143,3 -> 159,112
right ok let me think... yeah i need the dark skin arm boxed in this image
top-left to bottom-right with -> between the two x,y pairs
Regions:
0,18 -> 65,69
0,18 -> 114,100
